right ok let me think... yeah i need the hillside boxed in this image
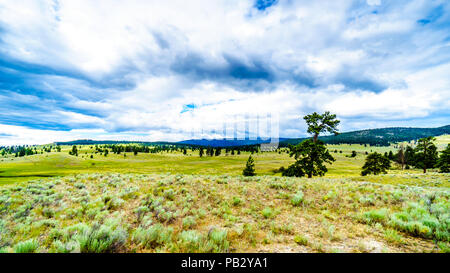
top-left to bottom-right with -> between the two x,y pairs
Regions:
53,140 -> 173,146
280,125 -> 450,147
177,138 -> 292,147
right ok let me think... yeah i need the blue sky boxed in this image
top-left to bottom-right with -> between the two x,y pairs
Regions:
0,0 -> 449,145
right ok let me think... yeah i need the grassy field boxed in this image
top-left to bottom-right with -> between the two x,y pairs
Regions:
0,136 -> 448,253
0,140 -> 417,185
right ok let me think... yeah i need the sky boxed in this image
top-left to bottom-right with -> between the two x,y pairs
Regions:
0,0 -> 449,145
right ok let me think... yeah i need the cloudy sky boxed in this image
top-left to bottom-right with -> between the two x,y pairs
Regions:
0,0 -> 449,145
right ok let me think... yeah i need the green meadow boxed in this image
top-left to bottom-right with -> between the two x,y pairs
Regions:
0,140 -> 414,185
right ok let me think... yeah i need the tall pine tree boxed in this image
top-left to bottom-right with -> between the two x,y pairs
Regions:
414,137 -> 438,173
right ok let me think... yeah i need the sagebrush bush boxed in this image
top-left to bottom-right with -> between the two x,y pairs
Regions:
53,240 -> 80,253
207,229 -> 229,252
291,191 -> 304,206
294,234 -> 309,246
14,239 -> 39,253
132,224 -> 173,248
261,207 -> 274,219
388,200 -> 449,241
232,196 -> 242,206
178,230 -> 203,252
384,229 -> 404,245
182,216 -> 197,229
361,197 -> 450,243
361,208 -> 389,224
75,224 -> 128,253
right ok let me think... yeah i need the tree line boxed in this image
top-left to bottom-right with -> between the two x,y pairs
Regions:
0,145 -> 61,157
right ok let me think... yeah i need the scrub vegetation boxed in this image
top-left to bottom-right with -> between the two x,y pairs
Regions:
0,172 -> 448,253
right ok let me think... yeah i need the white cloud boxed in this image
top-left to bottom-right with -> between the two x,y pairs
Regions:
367,0 -> 381,6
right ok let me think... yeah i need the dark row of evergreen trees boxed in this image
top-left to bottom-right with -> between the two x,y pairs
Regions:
0,145 -> 61,157
63,143 -> 262,158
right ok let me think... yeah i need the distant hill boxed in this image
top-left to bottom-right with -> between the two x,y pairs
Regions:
178,138 -> 290,147
54,139 -> 173,146
55,138 -> 290,148
279,125 -> 450,147
53,125 -> 449,148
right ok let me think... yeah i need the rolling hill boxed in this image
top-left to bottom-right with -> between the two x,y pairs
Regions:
52,125 -> 450,148
279,125 -> 450,147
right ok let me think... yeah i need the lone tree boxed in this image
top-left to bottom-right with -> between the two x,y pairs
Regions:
283,139 -> 335,178
303,111 -> 340,143
283,111 -> 339,178
69,145 -> 78,156
414,137 -> 438,173
199,147 -> 204,157
361,152 -> 391,176
396,144 -> 405,170
243,155 -> 256,176
436,144 -> 450,173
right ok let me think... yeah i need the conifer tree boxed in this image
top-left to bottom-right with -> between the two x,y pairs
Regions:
243,155 -> 256,176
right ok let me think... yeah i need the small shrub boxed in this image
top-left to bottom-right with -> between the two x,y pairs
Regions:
438,242 -> 450,253
182,216 -> 197,229
132,224 -> 173,248
291,191 -> 304,206
104,197 -> 124,210
135,206 -> 150,221
232,197 -> 242,206
74,224 -> 128,253
384,229 -> 404,245
361,208 -> 389,224
178,230 -> 203,252
42,207 -> 55,218
207,229 -> 229,252
294,235 -> 309,246
271,223 -> 294,235
164,189 -> 175,201
14,203 -> 32,219
54,240 -> 80,253
261,207 -> 274,219
14,239 -> 39,253
74,182 -> 85,189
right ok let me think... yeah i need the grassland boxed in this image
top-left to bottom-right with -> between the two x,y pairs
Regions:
0,136 -> 448,253
0,141 -> 413,185
0,173 -> 448,253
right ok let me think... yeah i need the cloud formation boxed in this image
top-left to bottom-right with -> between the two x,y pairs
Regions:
0,0 -> 449,144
